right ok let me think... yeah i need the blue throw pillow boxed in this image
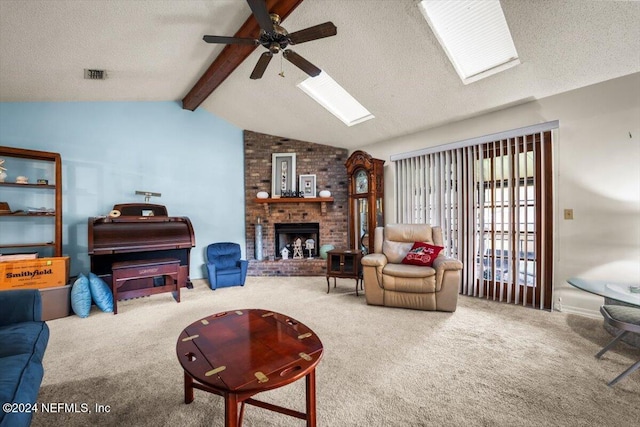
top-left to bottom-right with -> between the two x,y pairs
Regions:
89,273 -> 113,313
71,274 -> 91,318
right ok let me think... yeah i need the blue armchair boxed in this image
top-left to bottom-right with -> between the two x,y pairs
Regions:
206,242 -> 248,290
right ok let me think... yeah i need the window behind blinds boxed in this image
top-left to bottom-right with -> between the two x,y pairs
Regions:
393,123 -> 555,309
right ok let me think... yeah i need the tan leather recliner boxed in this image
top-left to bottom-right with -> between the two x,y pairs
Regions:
361,224 -> 463,312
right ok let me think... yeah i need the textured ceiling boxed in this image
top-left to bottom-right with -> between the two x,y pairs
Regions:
1,0 -> 639,149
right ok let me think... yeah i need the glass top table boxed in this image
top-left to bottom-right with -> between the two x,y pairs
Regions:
567,278 -> 640,307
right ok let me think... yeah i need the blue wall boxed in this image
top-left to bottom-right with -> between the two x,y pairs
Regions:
0,101 -> 245,279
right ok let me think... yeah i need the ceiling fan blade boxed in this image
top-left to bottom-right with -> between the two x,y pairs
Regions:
203,35 -> 258,45
250,52 -> 273,79
283,50 -> 321,77
288,22 -> 337,45
247,0 -> 274,33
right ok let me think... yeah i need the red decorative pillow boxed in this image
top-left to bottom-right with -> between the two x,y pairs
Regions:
401,242 -> 444,267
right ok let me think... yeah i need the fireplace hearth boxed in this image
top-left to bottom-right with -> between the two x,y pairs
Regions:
275,223 -> 320,259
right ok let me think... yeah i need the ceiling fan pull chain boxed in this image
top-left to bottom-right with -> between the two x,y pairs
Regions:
279,54 -> 285,78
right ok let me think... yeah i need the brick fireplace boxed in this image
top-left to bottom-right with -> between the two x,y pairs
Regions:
244,130 -> 349,276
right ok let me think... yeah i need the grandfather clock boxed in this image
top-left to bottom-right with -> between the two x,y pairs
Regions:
345,150 -> 385,254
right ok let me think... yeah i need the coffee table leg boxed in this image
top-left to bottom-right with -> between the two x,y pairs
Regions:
238,402 -> 246,426
184,371 -> 194,404
224,393 -> 239,427
305,369 -> 317,427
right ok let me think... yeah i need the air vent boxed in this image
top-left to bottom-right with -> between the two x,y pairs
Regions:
84,69 -> 106,80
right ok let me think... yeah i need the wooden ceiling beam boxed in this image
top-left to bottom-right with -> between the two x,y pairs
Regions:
182,0 -> 304,111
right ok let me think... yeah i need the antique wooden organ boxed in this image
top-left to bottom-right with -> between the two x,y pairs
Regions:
88,203 -> 195,291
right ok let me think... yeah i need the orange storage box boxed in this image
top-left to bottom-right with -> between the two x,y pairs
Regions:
0,257 -> 70,290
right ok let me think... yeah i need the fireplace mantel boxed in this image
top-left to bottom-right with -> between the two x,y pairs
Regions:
254,197 -> 334,203
254,197 -> 334,215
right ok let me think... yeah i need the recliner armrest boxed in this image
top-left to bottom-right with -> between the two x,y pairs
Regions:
432,256 -> 463,271
432,256 -> 463,292
362,253 -> 388,267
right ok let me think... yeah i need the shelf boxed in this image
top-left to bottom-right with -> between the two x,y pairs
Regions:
254,197 -> 334,216
0,182 -> 56,189
254,197 -> 334,204
0,212 -> 56,217
0,242 -> 55,249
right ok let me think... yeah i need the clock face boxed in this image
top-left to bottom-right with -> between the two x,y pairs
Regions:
355,170 -> 368,194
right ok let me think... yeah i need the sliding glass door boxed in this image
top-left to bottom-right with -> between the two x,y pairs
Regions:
475,133 -> 553,308
394,129 -> 553,309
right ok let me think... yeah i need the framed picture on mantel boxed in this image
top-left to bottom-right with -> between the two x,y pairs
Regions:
272,153 -> 296,198
299,174 -> 316,198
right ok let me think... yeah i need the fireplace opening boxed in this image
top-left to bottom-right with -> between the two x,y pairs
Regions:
275,223 -> 320,259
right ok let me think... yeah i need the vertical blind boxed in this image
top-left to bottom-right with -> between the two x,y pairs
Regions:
393,123 -> 555,309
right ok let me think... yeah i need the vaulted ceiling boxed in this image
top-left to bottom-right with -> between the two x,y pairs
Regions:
1,0 -> 638,149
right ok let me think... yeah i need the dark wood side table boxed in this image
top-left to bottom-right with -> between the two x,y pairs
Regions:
326,249 -> 363,295
176,309 -> 323,427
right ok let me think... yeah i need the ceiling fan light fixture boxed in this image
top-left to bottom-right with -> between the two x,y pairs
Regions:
269,43 -> 281,54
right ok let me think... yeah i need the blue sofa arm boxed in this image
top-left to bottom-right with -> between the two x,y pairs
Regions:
0,289 -> 42,327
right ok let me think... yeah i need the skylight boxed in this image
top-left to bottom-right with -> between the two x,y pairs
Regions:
418,0 -> 520,84
297,71 -> 374,127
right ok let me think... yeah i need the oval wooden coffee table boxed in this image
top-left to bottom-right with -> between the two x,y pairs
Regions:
176,309 -> 324,427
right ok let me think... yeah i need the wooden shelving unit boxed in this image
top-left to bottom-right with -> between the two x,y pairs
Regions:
0,146 -> 63,256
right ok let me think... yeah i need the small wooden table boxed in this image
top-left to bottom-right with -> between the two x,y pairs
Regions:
176,309 -> 324,427
326,249 -> 363,295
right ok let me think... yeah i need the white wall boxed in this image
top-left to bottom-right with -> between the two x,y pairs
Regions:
359,73 -> 640,316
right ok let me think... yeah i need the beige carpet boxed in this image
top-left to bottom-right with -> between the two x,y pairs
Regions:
32,276 -> 639,427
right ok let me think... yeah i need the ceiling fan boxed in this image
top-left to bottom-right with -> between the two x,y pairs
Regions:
203,0 -> 337,79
